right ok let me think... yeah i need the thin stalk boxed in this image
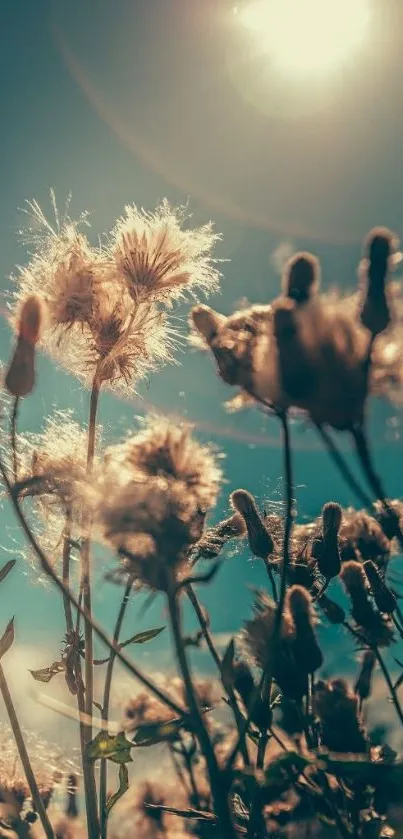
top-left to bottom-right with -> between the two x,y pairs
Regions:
352,425 -> 403,549
0,663 -> 54,839
168,745 -> 191,799
264,559 -> 278,602
186,583 -> 250,766
167,575 -> 237,839
344,621 -> 403,728
99,577 -> 132,838
79,376 -> 101,838
10,397 -> 20,483
315,424 -> 372,509
0,458 -> 186,718
62,513 -> 73,634
226,410 -> 294,773
180,739 -> 201,809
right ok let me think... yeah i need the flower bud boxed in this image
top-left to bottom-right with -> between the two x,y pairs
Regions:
364,560 -> 396,614
197,512 -> 246,559
18,294 -> 44,345
286,585 -> 323,674
354,650 -> 376,701
282,252 -> 320,305
231,489 -> 274,559
191,305 -> 226,345
322,501 -> 342,536
5,296 -> 44,398
360,227 -> 398,336
312,502 -> 342,579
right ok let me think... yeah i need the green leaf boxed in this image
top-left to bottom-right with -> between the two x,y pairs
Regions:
133,717 -> 185,747
87,731 -> 133,764
106,763 -> 129,816
0,560 -> 16,585
29,661 -> 65,683
221,638 -> 235,689
264,751 -> 310,793
0,618 -> 14,660
93,627 -> 166,665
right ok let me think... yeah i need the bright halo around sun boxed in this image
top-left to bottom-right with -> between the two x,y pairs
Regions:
234,0 -> 371,78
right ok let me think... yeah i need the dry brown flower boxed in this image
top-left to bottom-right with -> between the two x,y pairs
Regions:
110,199 -> 221,305
231,489 -> 274,559
89,418 -> 221,589
340,560 -> 395,647
282,251 -> 320,305
314,678 -> 368,753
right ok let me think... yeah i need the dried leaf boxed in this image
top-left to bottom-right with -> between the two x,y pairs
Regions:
0,560 -> 16,585
145,803 -> 216,822
87,731 -> 133,764
0,618 -> 14,660
94,627 -> 165,665
106,763 -> 129,816
29,661 -> 65,683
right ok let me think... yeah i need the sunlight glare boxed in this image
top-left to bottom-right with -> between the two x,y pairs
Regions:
234,0 -> 371,78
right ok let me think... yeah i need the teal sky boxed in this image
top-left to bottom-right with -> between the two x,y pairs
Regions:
1,0 -> 403,746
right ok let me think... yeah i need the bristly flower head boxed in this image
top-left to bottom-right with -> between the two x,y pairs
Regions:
90,417 -> 222,589
110,199 -> 221,305
195,511 -> 246,559
286,585 -> 323,674
282,251 -> 320,305
231,489 -> 274,559
340,560 -> 394,647
242,590 -> 294,672
11,195 -> 221,395
311,501 -> 342,580
314,678 -> 368,753
363,560 -> 396,615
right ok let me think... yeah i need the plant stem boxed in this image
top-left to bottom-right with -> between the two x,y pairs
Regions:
186,584 -> 250,766
0,663 -> 54,839
99,577 -> 132,838
315,424 -> 372,509
0,458 -> 186,716
62,513 -> 73,634
78,376 -> 101,837
264,559 -> 278,602
352,425 -> 403,549
10,397 -> 20,483
167,575 -> 237,839
226,410 -> 294,773
344,621 -> 403,728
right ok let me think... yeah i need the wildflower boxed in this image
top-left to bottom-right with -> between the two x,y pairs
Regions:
242,591 -> 308,700
313,678 -> 368,753
364,560 -> 397,614
311,502 -> 342,580
340,560 -> 394,647
231,489 -> 274,559
286,586 -> 323,674
359,227 -> 399,337
195,512 -> 246,559
354,650 -> 376,702
5,295 -> 44,398
282,251 -> 320,305
110,200 -> 221,305
91,419 -> 221,589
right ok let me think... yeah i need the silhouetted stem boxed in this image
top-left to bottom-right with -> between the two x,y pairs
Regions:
315,424 -> 372,509
10,397 -> 19,483
352,425 -> 403,549
0,458 -> 186,718
167,575 -> 237,839
344,621 -> 403,728
62,513 -> 73,634
99,577 -> 132,838
186,583 -> 250,765
0,663 -> 55,839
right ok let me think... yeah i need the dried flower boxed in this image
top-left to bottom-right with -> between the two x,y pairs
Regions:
364,560 -> 397,614
282,251 -> 320,305
313,678 -> 368,753
90,418 -> 221,589
231,489 -> 274,558
359,227 -> 399,337
340,561 -> 394,647
110,200 -> 221,305
354,650 -> 376,701
286,586 -> 323,675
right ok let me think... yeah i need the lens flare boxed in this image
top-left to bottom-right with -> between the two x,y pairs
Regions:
235,0 -> 370,78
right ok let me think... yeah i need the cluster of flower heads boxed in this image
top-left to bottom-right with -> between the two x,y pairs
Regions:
88,416 -> 222,590
191,228 -> 403,429
10,195 -> 221,393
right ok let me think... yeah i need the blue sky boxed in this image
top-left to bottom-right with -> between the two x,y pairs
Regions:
1,0 -> 403,746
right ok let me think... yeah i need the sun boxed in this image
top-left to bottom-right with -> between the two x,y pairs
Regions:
234,0 -> 371,78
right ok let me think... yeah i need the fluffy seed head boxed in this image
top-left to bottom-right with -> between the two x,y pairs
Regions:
282,251 -> 320,304
196,512 -> 246,559
111,200 -> 221,304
